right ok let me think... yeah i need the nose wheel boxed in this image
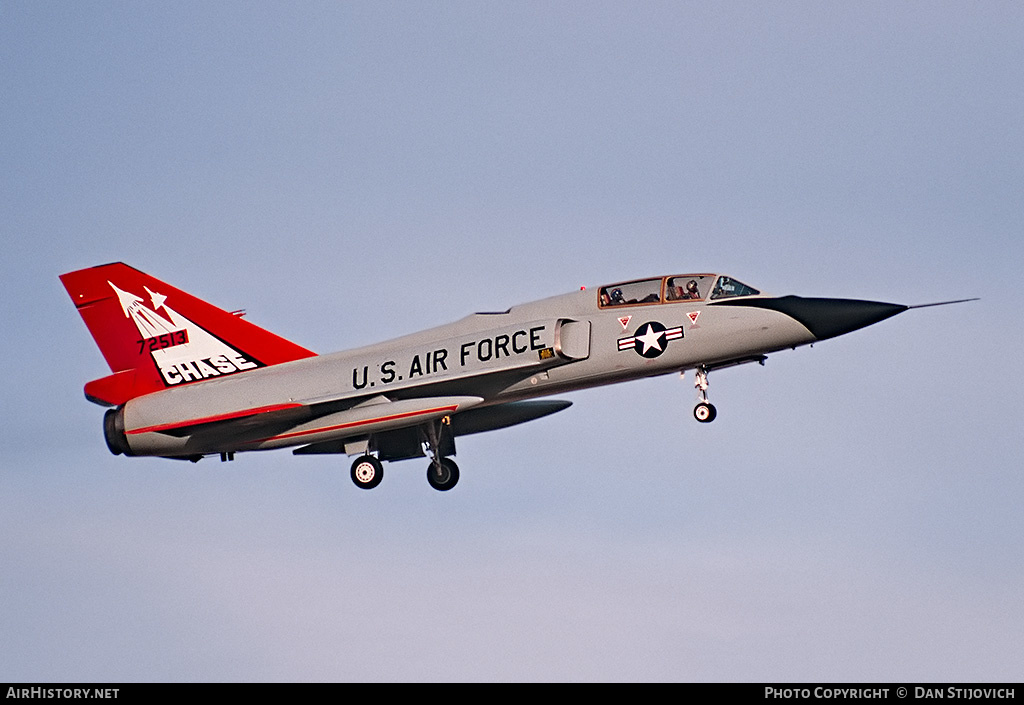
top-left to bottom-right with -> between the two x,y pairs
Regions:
691,366 -> 717,423
694,401 -> 717,423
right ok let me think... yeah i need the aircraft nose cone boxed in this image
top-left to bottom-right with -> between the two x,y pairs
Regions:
764,296 -> 909,340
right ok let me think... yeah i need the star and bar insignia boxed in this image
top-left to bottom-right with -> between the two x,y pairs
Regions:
617,321 -> 684,358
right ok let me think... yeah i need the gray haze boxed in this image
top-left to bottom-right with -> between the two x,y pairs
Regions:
2,2 -> 1021,681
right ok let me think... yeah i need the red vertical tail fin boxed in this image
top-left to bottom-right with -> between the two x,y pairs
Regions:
60,263 -> 317,406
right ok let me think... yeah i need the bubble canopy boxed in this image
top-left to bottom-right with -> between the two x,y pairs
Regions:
598,274 -> 760,308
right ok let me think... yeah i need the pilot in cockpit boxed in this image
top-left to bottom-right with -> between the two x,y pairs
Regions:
667,278 -> 701,301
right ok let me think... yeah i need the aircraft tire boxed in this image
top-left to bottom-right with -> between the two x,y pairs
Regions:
351,455 -> 384,490
694,402 -> 717,423
427,457 -> 459,492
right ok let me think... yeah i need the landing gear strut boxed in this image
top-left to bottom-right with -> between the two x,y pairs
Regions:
692,366 -> 717,423
424,417 -> 459,491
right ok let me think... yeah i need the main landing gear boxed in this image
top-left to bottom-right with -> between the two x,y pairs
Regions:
424,416 -> 459,491
691,365 -> 717,423
348,417 -> 460,491
351,455 -> 384,490
427,457 -> 460,492
349,452 -> 460,491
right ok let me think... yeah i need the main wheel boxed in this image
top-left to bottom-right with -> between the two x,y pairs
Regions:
427,457 -> 460,491
351,455 -> 383,490
693,402 -> 717,423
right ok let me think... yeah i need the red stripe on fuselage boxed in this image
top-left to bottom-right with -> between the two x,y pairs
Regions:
127,402 -> 305,435
258,404 -> 460,443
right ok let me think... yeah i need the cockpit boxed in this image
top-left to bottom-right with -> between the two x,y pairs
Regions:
598,274 -> 760,308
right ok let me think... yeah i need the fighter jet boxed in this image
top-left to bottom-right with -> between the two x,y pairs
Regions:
60,263 -> 973,491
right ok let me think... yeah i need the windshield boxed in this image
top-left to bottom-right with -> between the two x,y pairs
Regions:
709,276 -> 760,300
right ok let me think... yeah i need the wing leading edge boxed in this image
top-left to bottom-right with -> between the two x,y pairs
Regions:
292,399 -> 574,455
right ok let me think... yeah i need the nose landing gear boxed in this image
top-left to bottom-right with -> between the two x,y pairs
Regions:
691,366 -> 717,423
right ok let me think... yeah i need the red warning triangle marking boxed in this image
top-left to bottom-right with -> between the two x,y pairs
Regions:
618,316 -> 632,330
687,311 -> 700,324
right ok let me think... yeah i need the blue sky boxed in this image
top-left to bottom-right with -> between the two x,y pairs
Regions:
2,1 -> 1021,681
